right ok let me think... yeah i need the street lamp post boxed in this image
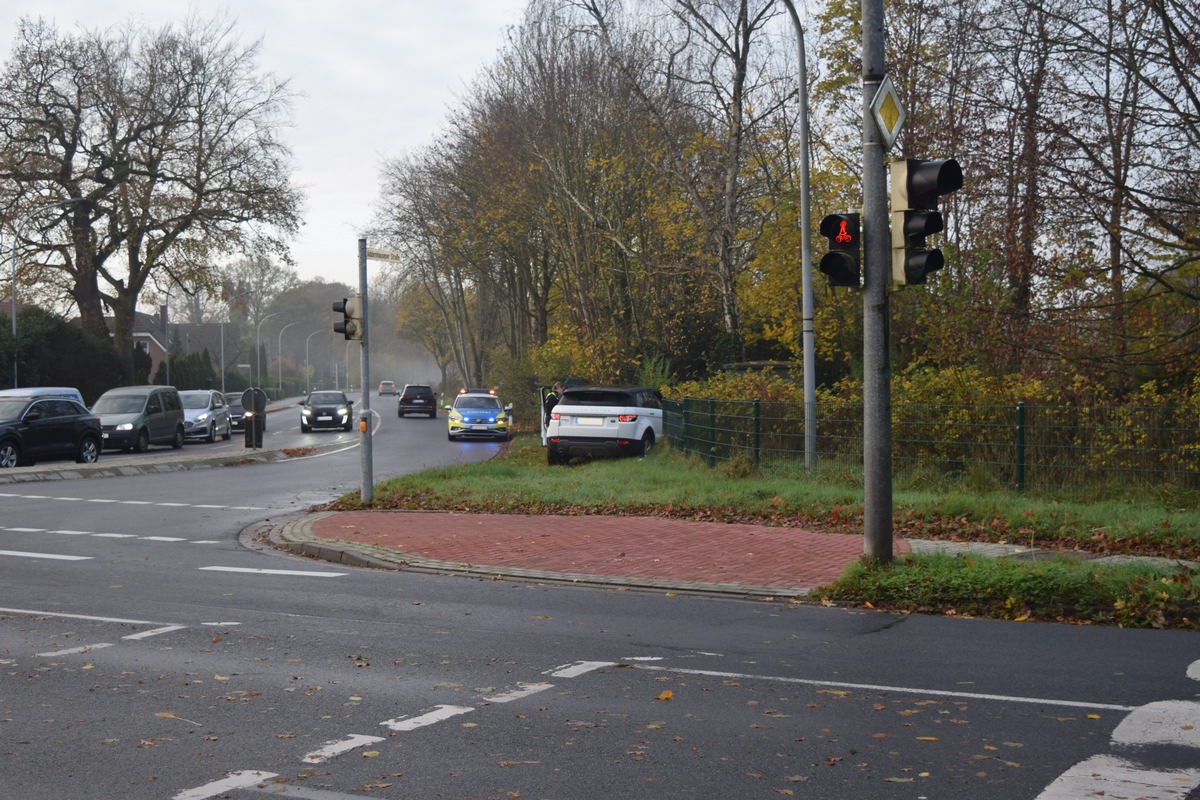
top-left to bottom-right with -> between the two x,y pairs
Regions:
255,312 -> 281,390
6,198 -> 85,388
780,0 -> 817,471
304,329 -> 325,395
277,320 -> 301,395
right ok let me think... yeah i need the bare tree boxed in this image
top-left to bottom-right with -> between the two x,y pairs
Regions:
0,13 -> 301,375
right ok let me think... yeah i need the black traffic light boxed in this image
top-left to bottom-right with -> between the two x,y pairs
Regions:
333,295 -> 364,341
818,213 -> 861,288
890,158 -> 962,285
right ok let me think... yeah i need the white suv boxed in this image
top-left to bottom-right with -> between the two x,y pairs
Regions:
542,385 -> 663,465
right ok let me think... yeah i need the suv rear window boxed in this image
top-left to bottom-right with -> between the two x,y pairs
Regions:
561,389 -> 636,406
402,385 -> 433,397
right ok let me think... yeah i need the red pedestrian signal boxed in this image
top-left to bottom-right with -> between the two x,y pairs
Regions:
819,213 -> 861,288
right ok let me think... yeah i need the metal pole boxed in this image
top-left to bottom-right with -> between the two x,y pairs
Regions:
862,0 -> 893,563
780,0 -> 817,471
255,311 -> 281,390
7,198 -> 85,388
358,238 -> 373,503
277,321 -> 301,395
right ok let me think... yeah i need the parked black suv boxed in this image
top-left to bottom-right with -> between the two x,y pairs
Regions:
398,384 -> 437,418
0,395 -> 103,468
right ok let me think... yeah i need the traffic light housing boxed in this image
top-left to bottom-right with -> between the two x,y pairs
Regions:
818,213 -> 861,288
333,295 -> 364,341
890,158 -> 962,285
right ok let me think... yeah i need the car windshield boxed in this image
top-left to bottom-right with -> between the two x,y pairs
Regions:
180,392 -> 211,409
308,393 -> 346,405
0,398 -> 31,419
93,395 -> 145,414
457,395 -> 501,410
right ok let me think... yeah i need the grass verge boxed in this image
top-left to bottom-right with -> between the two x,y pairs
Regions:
323,433 -> 1200,629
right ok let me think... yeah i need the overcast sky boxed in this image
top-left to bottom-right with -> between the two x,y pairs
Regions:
1,0 -> 530,287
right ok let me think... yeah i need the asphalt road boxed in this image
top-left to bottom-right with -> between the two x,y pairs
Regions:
1,396 -> 1198,799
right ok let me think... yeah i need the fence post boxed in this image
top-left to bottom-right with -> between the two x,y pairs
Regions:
1015,401 -> 1026,492
682,396 -> 692,457
708,398 -> 717,466
753,398 -> 761,464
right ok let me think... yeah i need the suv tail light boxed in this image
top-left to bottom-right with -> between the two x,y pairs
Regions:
618,414 -> 638,422
551,412 -> 560,421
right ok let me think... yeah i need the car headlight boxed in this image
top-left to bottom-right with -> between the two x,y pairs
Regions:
337,406 -> 349,416
302,408 -> 312,417
196,413 -> 210,423
449,411 -> 462,422
116,423 -> 133,431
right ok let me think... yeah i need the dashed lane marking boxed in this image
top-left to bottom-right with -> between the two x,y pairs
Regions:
302,734 -> 386,764
1,526 -> 222,544
0,491 -> 266,511
546,660 -> 616,678
36,642 -> 114,657
123,625 -> 187,640
483,682 -> 554,703
171,770 -> 280,800
381,704 -> 474,732
0,549 -> 92,561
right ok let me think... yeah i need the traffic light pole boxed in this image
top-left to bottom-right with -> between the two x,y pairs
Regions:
861,0 -> 893,563
357,238 -> 374,503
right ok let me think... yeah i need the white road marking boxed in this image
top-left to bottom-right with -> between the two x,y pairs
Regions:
36,643 -> 113,657
122,625 -> 186,640
50,530 -> 92,535
547,661 -> 615,678
302,734 -> 386,764
201,621 -> 242,626
1035,754 -> 1200,800
92,533 -> 136,538
199,566 -> 346,577
483,683 -> 554,703
0,549 -> 91,561
1188,659 -> 1200,682
381,704 -> 474,731
1111,701 -> 1200,749
171,770 -> 279,800
0,490 -> 264,510
633,665 -> 1137,711
5,527 -> 44,532
0,607 -> 158,624
142,536 -> 187,542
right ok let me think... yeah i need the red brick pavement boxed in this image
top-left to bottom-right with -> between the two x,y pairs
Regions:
310,511 -> 911,590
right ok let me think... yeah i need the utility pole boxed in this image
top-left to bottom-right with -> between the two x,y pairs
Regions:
861,0 -> 893,563
357,238 -> 373,503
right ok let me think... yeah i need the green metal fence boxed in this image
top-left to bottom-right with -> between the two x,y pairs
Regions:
663,398 -> 1200,491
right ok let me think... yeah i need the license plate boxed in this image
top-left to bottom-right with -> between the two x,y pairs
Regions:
576,416 -> 603,426
412,399 -> 425,404
102,433 -> 109,439
472,424 -> 489,430
318,415 -> 332,421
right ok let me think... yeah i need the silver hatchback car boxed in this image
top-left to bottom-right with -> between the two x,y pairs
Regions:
179,390 -> 233,442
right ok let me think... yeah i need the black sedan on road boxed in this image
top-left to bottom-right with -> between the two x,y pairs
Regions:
300,391 -> 354,432
0,395 -> 103,468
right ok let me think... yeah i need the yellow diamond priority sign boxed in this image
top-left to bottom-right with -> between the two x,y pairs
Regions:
871,75 -> 905,152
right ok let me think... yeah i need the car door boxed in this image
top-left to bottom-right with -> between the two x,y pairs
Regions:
22,399 -> 71,460
144,391 -> 166,442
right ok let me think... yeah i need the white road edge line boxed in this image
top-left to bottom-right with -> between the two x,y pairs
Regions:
199,566 -> 346,577
634,665 -> 1137,711
171,770 -> 280,800
381,704 -> 474,732
302,734 -> 386,764
0,607 -> 160,624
